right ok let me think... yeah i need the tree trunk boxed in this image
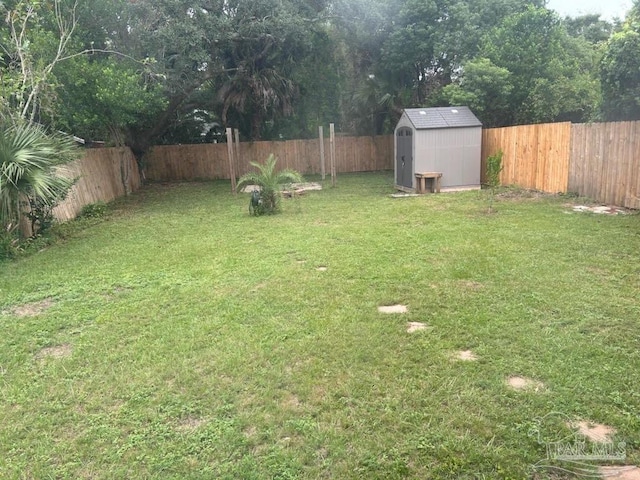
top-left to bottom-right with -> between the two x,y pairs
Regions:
18,194 -> 33,238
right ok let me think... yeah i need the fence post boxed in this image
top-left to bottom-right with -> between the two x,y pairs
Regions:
226,128 -> 237,194
234,128 -> 240,177
319,125 -> 325,180
330,123 -> 336,187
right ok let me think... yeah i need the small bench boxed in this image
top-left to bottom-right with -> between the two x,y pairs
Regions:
415,172 -> 442,193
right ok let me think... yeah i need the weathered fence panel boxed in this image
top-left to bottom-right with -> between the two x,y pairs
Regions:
53,147 -> 141,221
569,121 -> 640,209
144,135 -> 394,182
481,122 -> 572,193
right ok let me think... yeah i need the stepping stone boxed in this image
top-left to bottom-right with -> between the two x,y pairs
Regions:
456,350 -> 478,361
574,421 -> 616,443
378,305 -> 407,314
599,466 -> 640,480
406,322 -> 427,333
316,266 -> 327,271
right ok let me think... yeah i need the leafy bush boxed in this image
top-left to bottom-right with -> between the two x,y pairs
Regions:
79,201 -> 108,219
0,228 -> 19,260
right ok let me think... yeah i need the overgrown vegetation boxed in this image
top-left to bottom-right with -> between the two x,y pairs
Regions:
0,173 -> 638,478
485,149 -> 504,213
0,120 -> 79,251
236,154 -> 303,215
79,201 -> 108,219
0,0 -> 634,152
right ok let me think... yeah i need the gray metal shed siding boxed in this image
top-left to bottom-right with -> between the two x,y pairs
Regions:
394,107 -> 482,190
415,127 -> 481,188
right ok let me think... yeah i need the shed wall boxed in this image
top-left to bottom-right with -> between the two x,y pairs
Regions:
414,127 -> 481,188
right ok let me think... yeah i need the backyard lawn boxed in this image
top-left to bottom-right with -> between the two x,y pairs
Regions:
0,172 -> 638,479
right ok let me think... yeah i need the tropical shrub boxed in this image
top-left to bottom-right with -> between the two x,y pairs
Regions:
236,154 -> 303,215
0,120 -> 79,237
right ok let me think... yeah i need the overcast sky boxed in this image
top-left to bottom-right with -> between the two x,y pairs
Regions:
546,0 -> 634,20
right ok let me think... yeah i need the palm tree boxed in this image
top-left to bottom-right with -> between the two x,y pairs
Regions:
236,154 -> 303,215
218,67 -> 297,141
0,121 -> 78,237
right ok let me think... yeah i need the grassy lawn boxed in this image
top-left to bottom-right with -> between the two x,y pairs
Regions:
1,172 -> 639,479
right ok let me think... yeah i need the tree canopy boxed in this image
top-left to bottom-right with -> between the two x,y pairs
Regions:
0,0 -> 633,153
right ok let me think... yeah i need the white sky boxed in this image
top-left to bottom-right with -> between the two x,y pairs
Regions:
546,0 -> 634,20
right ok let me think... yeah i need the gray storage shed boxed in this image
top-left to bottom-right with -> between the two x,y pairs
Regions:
394,106 -> 482,192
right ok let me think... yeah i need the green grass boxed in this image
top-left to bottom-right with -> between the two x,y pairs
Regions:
1,172 -> 639,479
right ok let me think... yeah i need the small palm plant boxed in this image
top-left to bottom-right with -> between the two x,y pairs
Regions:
0,120 -> 79,237
236,154 -> 303,215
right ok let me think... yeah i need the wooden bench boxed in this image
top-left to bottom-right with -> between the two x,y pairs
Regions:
415,172 -> 442,193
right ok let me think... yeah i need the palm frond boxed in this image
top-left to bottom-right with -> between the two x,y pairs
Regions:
0,120 -> 79,232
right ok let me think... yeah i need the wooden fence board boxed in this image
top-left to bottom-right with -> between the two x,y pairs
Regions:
481,122 -> 571,192
53,147 -> 141,222
144,135 -> 394,182
569,121 -> 640,209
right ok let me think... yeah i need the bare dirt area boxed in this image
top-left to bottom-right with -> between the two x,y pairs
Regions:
455,350 -> 478,361
7,298 -> 55,317
571,205 -> 630,215
507,375 -> 544,392
573,420 -> 616,443
175,416 -> 207,432
35,344 -> 72,360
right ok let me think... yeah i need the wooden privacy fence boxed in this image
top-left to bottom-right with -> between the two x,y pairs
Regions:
569,121 -> 640,209
53,147 -> 141,221
481,120 -> 640,209
481,122 -> 572,193
45,120 -> 640,227
144,135 -> 394,181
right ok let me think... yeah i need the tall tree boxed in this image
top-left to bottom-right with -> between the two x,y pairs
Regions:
440,58 -> 513,127
600,3 -> 640,120
213,0 -> 328,140
478,6 -> 600,125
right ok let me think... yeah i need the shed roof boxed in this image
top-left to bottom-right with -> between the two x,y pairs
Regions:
402,107 -> 481,130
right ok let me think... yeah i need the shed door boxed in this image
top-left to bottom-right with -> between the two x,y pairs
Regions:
396,128 -> 413,188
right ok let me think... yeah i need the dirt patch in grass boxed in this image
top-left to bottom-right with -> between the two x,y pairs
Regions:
455,350 -> 478,361
598,466 -> 640,480
378,304 -> 407,314
9,298 -> 55,317
572,205 -> 630,215
35,343 -> 72,360
175,417 -> 207,432
282,393 -> 301,410
573,420 -> 616,443
243,425 -> 258,439
507,376 -> 544,392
